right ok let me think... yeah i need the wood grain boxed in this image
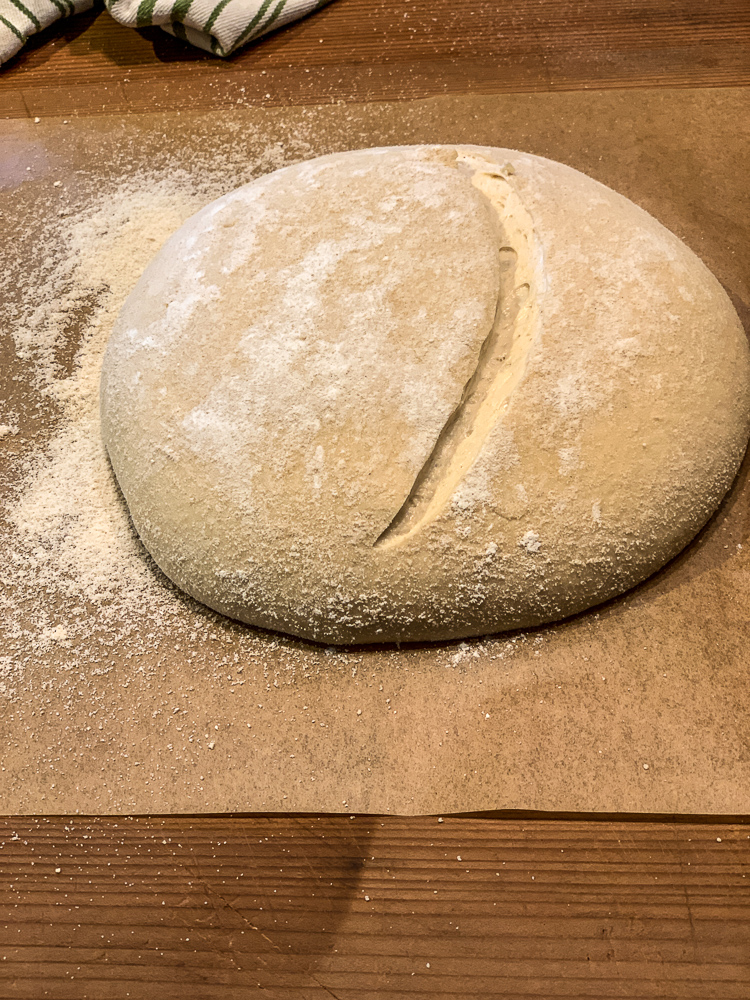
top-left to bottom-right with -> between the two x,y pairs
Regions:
1,815 -> 749,998
2,0 -> 750,117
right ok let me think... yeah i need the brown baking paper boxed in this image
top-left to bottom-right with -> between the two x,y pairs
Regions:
1,88 -> 749,816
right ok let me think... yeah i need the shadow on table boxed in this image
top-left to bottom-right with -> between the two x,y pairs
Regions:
131,814 -> 374,991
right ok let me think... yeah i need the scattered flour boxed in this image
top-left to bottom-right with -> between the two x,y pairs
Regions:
5,177 -> 209,621
519,529 -> 541,554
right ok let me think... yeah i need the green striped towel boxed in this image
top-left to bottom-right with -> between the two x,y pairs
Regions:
1,0 -> 332,64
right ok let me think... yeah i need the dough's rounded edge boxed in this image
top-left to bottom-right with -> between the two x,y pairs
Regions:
100,144 -> 750,644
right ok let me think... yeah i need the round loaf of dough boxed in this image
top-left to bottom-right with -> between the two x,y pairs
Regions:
100,145 -> 750,643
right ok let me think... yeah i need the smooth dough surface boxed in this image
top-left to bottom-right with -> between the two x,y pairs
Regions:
100,145 -> 750,643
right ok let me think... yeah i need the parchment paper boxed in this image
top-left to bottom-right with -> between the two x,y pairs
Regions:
1,87 -> 749,815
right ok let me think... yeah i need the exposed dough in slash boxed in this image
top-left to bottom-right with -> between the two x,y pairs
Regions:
100,145 -> 750,644
377,151 -> 542,547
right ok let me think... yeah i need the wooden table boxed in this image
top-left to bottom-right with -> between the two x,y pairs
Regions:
1,814 -> 749,998
2,0 -> 750,116
2,2 -> 749,996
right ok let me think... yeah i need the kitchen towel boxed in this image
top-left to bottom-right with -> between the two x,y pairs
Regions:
0,0 -> 332,63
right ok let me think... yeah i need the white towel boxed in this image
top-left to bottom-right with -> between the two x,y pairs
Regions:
1,0 -> 332,64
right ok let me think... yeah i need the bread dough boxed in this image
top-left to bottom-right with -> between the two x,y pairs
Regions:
100,145 -> 750,643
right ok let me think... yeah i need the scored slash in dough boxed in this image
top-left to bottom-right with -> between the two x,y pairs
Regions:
100,145 -> 750,644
